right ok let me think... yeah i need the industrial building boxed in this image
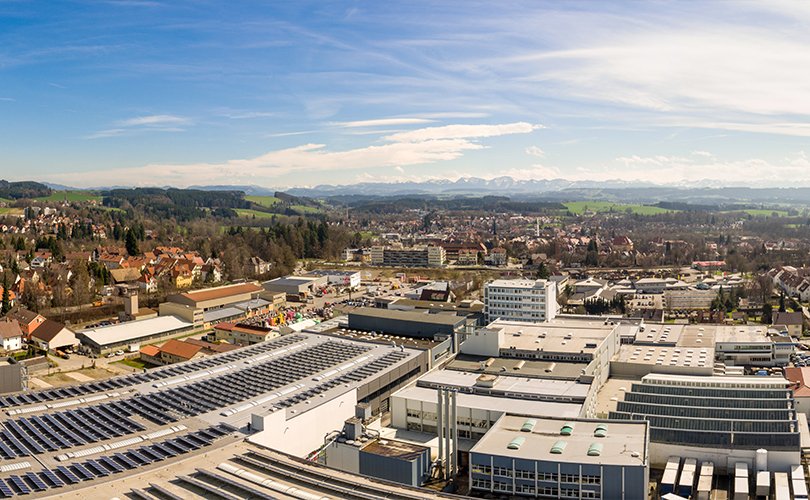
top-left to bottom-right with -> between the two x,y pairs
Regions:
78,315 -> 195,355
348,307 -> 469,342
159,282 -> 270,325
370,246 -> 446,268
305,269 -> 361,288
609,373 -> 803,471
212,322 -> 280,345
468,414 -> 649,499
261,275 -> 327,301
483,278 -> 557,323
0,357 -> 25,394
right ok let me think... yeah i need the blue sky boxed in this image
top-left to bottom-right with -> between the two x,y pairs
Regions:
1,1 -> 810,188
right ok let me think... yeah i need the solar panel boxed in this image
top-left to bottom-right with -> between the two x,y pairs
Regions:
40,469 -> 65,487
55,466 -> 81,484
8,475 -> 31,495
0,479 -> 13,498
24,472 -> 48,491
84,460 -> 109,477
99,456 -> 125,473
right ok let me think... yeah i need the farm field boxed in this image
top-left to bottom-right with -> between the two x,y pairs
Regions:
563,201 -> 676,215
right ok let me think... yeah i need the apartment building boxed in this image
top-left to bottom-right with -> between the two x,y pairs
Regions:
484,279 -> 557,323
370,246 -> 446,267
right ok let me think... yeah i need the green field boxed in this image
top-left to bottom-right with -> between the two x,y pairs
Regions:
0,207 -> 24,216
245,195 -> 281,208
235,208 -> 276,219
724,208 -> 790,217
289,204 -> 322,214
563,201 -> 676,215
35,190 -> 102,203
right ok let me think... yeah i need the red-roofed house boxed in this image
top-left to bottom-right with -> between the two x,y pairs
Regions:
786,367 -> 810,416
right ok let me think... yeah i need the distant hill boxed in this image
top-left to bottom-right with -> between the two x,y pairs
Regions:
0,180 -> 52,199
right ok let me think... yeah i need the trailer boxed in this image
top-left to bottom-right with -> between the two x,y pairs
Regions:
677,459 -> 697,498
661,467 -> 679,496
733,475 -> 749,500
774,472 -> 790,500
793,478 -> 809,500
755,470 -> 770,498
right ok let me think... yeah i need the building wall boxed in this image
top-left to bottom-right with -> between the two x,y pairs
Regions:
348,313 -> 462,339
158,302 -> 203,324
249,389 -> 358,457
324,441 -> 360,474
0,361 -> 24,394
40,329 -> 77,351
391,393 -> 502,441
1,336 -> 21,351
649,442 -> 799,474
359,447 -> 431,487
469,452 -> 648,499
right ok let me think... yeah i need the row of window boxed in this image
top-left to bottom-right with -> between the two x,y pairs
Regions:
471,480 -> 600,498
472,465 -> 601,485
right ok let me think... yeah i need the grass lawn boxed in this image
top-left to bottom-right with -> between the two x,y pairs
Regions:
0,207 -> 24,216
35,190 -> 102,203
112,358 -> 149,370
235,208 -> 276,219
563,201 -> 676,216
290,204 -> 322,214
245,195 -> 281,208
726,208 -> 790,217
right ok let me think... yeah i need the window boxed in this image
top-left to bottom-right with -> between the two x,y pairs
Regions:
494,466 -> 513,477
471,464 -> 492,475
582,490 -> 600,499
493,481 -> 512,492
561,488 -> 580,498
471,478 -> 491,490
539,472 -> 558,482
560,473 -> 579,483
515,469 -> 534,480
582,475 -> 601,485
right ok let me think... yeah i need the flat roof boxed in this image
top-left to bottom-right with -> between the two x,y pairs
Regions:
80,315 -> 194,347
470,413 -> 648,466
308,269 -> 360,277
349,307 -> 465,326
306,322 -> 444,350
388,298 -> 484,313
487,318 -> 616,353
393,385 -> 582,418
264,276 -> 320,287
487,279 -> 549,288
446,354 -> 588,380
177,283 -> 262,303
417,369 -> 590,400
613,344 -> 715,369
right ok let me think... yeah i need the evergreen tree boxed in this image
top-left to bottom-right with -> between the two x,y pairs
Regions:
125,229 -> 140,256
1,274 -> 10,315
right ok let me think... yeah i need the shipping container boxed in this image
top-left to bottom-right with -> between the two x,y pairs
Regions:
734,462 -> 748,477
695,472 -> 713,500
677,467 -> 695,498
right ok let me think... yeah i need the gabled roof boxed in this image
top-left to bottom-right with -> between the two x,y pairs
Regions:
139,345 -> 161,357
8,308 -> 41,325
0,318 -> 23,340
31,319 -> 69,342
109,267 -> 142,283
158,339 -> 202,360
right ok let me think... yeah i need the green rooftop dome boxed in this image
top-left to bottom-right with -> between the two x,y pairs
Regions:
550,440 -> 567,454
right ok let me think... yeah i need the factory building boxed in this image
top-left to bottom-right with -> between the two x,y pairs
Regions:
158,282 -> 270,325
469,414 -> 649,499
348,307 -> 468,342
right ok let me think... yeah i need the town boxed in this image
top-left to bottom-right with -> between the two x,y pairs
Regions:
0,181 -> 806,498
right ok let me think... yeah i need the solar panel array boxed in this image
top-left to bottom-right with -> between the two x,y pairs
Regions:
610,379 -> 801,450
275,350 -> 410,409
0,424 -> 234,497
137,341 -> 371,418
0,335 -> 307,409
0,340 -> 371,458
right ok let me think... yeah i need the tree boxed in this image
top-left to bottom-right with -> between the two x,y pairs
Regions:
1,274 -> 10,315
537,262 -> 550,280
779,291 -> 786,313
762,303 -> 773,324
125,228 -> 140,256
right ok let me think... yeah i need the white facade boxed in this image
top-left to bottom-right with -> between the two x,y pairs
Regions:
483,279 -> 557,323
1,335 -> 21,352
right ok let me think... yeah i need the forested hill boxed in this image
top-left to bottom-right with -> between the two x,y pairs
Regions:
0,180 -> 52,199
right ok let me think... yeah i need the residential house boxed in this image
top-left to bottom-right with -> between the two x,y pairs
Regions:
611,235 -> 634,252
773,311 -> 804,338
155,339 -> 204,364
8,309 -> 45,339
30,320 -> 77,352
250,256 -> 272,275
0,318 -> 23,351
138,345 -> 162,366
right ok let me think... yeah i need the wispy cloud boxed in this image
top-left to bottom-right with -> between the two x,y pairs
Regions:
117,114 -> 188,126
386,122 -> 540,142
86,114 -> 190,139
335,117 -> 435,128
525,146 -> 545,158
0,97 -> 14,102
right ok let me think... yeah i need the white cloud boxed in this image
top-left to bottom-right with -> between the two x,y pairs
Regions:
525,146 -> 545,158
61,121 -> 539,186
336,117 -> 435,128
0,97 -> 14,102
386,122 -> 540,142
117,114 -> 189,126
500,164 -> 561,181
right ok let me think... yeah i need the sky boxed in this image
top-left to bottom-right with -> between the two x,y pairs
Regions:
1,1 -> 810,189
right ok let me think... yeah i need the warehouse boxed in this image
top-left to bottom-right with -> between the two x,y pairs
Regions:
348,307 -> 467,340
306,269 -> 361,288
262,275 -> 327,300
78,315 -> 195,355
158,282 -> 268,324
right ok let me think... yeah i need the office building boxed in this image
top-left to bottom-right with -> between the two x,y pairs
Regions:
484,279 -> 557,323
370,246 -> 446,268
